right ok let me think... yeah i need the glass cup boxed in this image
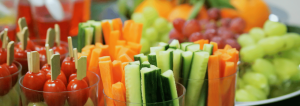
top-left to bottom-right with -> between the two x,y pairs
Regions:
180,72 -> 237,106
0,61 -> 22,106
19,71 -> 100,106
17,0 -> 36,39
0,0 -> 18,41
103,82 -> 186,106
29,0 -> 73,41
69,0 -> 84,37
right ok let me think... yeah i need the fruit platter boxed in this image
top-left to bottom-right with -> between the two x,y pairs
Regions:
1,0 -> 300,106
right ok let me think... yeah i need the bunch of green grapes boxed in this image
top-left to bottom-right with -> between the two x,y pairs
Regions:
131,7 -> 173,54
236,20 -> 300,102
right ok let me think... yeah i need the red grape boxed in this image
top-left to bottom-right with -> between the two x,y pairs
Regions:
229,17 -> 246,34
169,29 -> 185,43
189,32 -> 204,42
225,39 -> 241,50
182,19 -> 201,38
203,29 -> 217,40
208,8 -> 220,21
205,21 -> 218,30
198,19 -> 210,28
217,27 -> 229,35
172,18 -> 186,33
211,36 -> 226,48
220,18 -> 231,28
234,34 -> 240,39
219,30 -> 235,39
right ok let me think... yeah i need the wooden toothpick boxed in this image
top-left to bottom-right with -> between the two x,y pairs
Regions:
2,29 -> 8,49
30,51 -> 40,73
17,17 -> 28,42
46,28 -> 55,48
73,48 -> 78,69
27,52 -> 31,72
7,41 -> 14,66
50,54 -> 61,81
77,56 -> 87,80
45,44 -> 50,64
21,27 -> 29,50
68,36 -> 73,58
54,24 -> 60,46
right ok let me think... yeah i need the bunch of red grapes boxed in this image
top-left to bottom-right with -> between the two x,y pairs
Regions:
169,8 -> 245,50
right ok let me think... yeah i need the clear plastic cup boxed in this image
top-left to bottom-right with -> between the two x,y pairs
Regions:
0,0 -> 18,41
0,61 -> 22,106
180,72 -> 237,106
103,82 -> 186,106
19,71 -> 100,106
29,0 -> 74,41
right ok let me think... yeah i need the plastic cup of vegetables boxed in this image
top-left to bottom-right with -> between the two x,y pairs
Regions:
19,71 -> 100,106
103,82 -> 186,106
0,61 -> 22,106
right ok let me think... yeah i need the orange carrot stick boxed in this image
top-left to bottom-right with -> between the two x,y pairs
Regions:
98,59 -> 114,106
112,82 -> 126,106
116,40 -> 126,46
126,42 -> 142,54
112,18 -> 123,39
112,60 -> 122,84
118,54 -> 133,62
100,45 -> 109,57
102,21 -> 112,44
207,54 -> 221,106
210,42 -> 218,53
98,56 -> 111,62
123,20 -> 134,42
89,48 -> 102,75
109,30 -> 120,60
117,48 -> 136,60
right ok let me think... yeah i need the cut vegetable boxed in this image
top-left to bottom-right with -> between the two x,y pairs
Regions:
158,42 -> 169,50
161,70 -> 179,106
169,39 -> 180,49
148,53 -> 157,66
124,64 -> 142,105
186,44 -> 200,52
150,46 -> 165,54
172,49 -> 183,82
141,61 -> 150,68
84,27 -> 94,45
141,68 -> 158,104
203,44 -> 214,55
112,82 -> 126,106
181,51 -> 194,87
180,42 -> 193,51
157,51 -> 173,73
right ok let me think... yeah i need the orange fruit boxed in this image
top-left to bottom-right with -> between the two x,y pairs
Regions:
134,0 -> 175,19
168,4 -> 193,22
230,0 -> 270,32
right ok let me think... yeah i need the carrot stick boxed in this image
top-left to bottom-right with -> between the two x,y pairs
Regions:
123,20 -> 134,42
98,56 -> 111,62
219,53 -> 232,78
112,60 -> 122,84
132,23 -> 143,43
109,30 -> 120,60
121,62 -> 128,85
203,39 -> 209,44
224,44 -> 232,51
102,21 -> 112,44
118,54 -> 133,62
112,82 -> 126,106
116,40 -> 126,46
112,18 -> 123,40
115,46 -> 123,59
100,45 -> 109,56
98,59 -> 114,106
88,48 -> 102,73
221,62 -> 235,105
82,45 -> 95,52
126,42 -> 142,54
207,54 -> 221,106
117,48 -> 135,60
210,42 -> 218,53
95,43 -> 103,48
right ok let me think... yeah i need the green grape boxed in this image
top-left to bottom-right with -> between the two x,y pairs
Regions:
140,38 -> 150,53
263,20 -> 287,36
142,7 -> 159,24
244,85 -> 267,100
236,89 -> 258,102
237,77 -> 246,89
153,17 -> 168,34
240,45 -> 265,63
144,27 -> 159,42
243,71 -> 269,94
237,34 -> 256,47
273,58 -> 299,81
257,36 -> 284,55
159,33 -> 170,43
285,33 -> 300,48
249,27 -> 265,42
281,49 -> 300,65
28,102 -> 47,106
280,35 -> 295,51
252,58 -> 277,85
132,13 -> 148,28
167,22 -> 173,32
8,88 -> 20,106
290,70 -> 300,81
0,94 -> 12,106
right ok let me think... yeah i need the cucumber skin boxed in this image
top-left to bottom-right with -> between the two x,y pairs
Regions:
156,69 -> 165,104
78,23 -> 85,52
157,51 -> 173,73
181,51 -> 194,87
172,50 -> 182,82
124,65 -> 142,105
141,68 -> 158,104
148,54 -> 157,67
161,70 -> 179,106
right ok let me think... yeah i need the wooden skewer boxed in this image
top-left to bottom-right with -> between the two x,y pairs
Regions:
2,29 -> 8,49
7,41 -> 14,66
73,48 -> 78,69
17,17 -> 28,42
30,51 -> 40,73
50,54 -> 60,81
77,56 -> 87,80
45,44 -> 50,64
68,36 -> 73,58
20,27 -> 29,50
27,52 -> 31,72
46,28 -> 55,48
54,24 -> 60,46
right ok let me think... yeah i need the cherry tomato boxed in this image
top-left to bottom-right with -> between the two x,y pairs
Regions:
61,57 -> 76,80
46,71 -> 67,86
41,64 -> 51,74
2,63 -> 19,86
0,48 -> 7,64
67,79 -> 89,106
53,46 -> 68,63
22,71 -> 47,102
43,79 -> 67,106
69,73 -> 89,85
14,48 -> 31,75
17,40 -> 35,51
37,49 -> 47,68
0,65 -> 12,96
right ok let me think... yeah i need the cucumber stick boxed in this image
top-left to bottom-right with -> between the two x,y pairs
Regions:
148,53 -> 157,66
203,44 -> 214,55
185,52 -> 209,106
180,42 -> 193,51
172,49 -> 183,82
78,23 -> 90,52
84,27 -> 94,45
88,21 -> 102,43
134,54 -> 147,63
151,65 -> 165,103
124,64 -> 142,105
169,39 -> 180,49
159,42 -> 169,50
141,68 -> 158,104
181,51 -> 194,87
161,70 -> 179,106
186,44 -> 200,52
150,46 -> 165,54
141,61 -> 150,68
157,51 -> 173,73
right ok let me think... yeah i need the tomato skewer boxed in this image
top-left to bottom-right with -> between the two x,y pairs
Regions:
0,29 -> 8,64
3,41 -> 19,86
67,50 -> 89,106
61,37 -> 76,80
53,24 -> 68,60
43,54 -> 67,106
22,51 -> 47,102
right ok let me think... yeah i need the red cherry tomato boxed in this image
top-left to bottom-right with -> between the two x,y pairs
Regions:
14,48 -> 31,75
0,65 -> 12,96
61,57 -> 76,80
17,40 -> 35,51
67,79 -> 89,106
43,79 -> 67,106
2,63 -> 19,86
46,71 -> 67,86
22,71 -> 47,102
41,64 -> 51,74
37,48 -> 47,67
53,46 -> 68,62
69,73 -> 89,85
0,48 -> 7,64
